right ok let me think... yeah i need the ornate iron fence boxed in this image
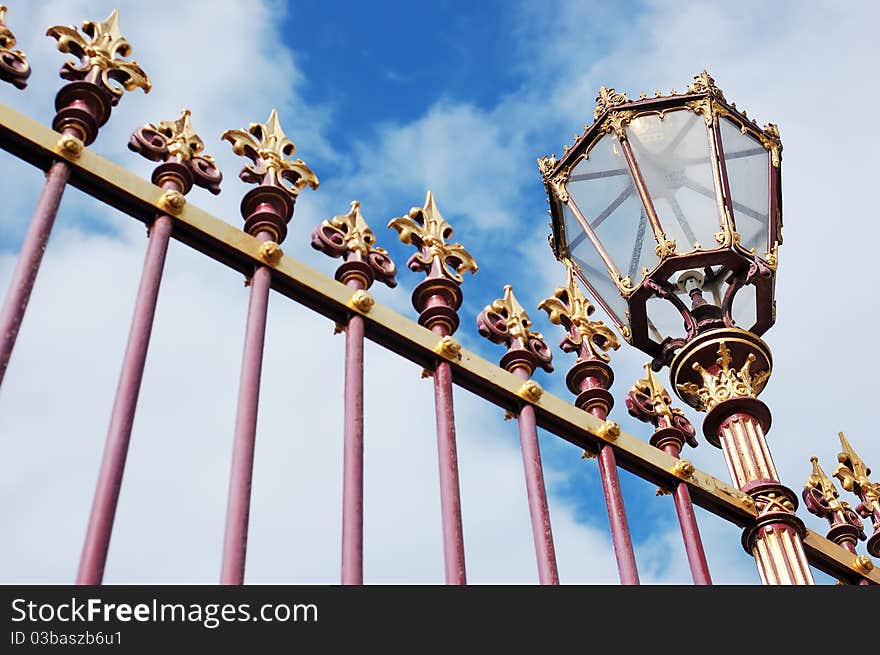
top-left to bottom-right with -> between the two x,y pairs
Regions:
0,8 -> 876,586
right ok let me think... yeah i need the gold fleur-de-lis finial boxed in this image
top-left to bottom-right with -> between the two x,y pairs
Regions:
806,456 -> 848,514
834,432 -> 872,490
0,4 -> 30,90
491,285 -> 541,345
323,201 -> 378,258
538,261 -> 620,362
154,109 -> 207,162
222,108 -> 319,196
46,8 -> 151,97
1,5 -> 17,49
388,190 -> 478,284
634,363 -> 677,424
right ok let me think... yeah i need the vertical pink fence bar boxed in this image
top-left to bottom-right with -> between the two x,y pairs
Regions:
625,365 -> 711,584
479,285 -> 559,584
219,110 -> 318,584
311,201 -> 397,585
388,191 -> 477,585
539,267 -> 640,584
1,9 -> 150,388
76,112 -> 222,584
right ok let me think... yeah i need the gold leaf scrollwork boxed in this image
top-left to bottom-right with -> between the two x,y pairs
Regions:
46,9 -> 151,97
537,155 -> 557,180
601,110 -> 635,140
594,86 -> 629,120
759,122 -> 782,168
538,262 -> 620,362
388,190 -> 478,284
685,98 -> 714,126
686,70 -> 725,101
676,341 -> 771,411
655,235 -> 677,259
322,201 -> 381,260
222,108 -> 319,196
153,109 -> 209,162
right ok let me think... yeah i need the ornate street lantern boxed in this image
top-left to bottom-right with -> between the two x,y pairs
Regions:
540,72 -> 819,585
539,71 -> 780,371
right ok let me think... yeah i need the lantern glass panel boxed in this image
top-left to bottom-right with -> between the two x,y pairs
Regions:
719,117 -> 770,256
626,110 -> 721,252
567,134 -> 657,282
562,202 -> 628,328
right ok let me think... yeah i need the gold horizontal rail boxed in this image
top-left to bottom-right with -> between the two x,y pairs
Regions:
0,101 -> 874,585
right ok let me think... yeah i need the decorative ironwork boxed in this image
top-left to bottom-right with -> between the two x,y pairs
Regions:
834,432 -> 880,556
676,341 -> 770,411
686,70 -> 725,100
311,201 -> 397,289
626,364 -> 697,447
477,285 -> 553,374
804,456 -> 866,544
222,108 -> 319,196
538,262 -> 619,362
388,190 -> 478,284
0,5 -> 30,89
129,109 -> 223,195
46,8 -> 151,100
594,86 -> 629,120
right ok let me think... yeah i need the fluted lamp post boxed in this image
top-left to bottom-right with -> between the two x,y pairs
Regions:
539,71 -> 814,584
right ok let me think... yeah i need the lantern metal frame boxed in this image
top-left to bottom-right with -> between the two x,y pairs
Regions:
539,71 -> 782,369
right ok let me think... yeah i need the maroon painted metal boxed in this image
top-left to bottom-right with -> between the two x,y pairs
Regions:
664,444 -> 711,585
388,193 -> 474,585
221,237 -> 273,585
341,305 -> 366,584
511,365 -> 560,585
0,7 -> 31,89
625,369 -> 711,584
0,160 -> 70,387
541,278 -> 640,585
1,19 -> 150,387
478,286 -> 559,584
76,115 -> 223,585
311,201 -> 397,585
220,111 -> 316,584
76,211 -> 173,585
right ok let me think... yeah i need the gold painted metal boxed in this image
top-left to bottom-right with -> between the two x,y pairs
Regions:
46,9 -> 151,96
434,335 -> 462,360
150,109 -> 211,162
487,285 -> 545,346
318,200 -> 387,260
597,420 -> 621,441
538,261 -> 620,362
221,108 -> 319,196
632,363 -> 687,428
55,133 -> 83,159
0,100 -> 874,584
258,240 -> 283,264
348,289 -> 375,313
686,70 -> 725,100
805,456 -> 850,515
834,432 -> 880,516
673,458 -> 695,480
517,380 -> 543,404
388,190 -> 478,283
0,5 -> 26,61
601,109 -> 635,140
159,189 -> 186,214
676,341 -> 771,411
854,555 -> 874,575
594,86 -> 629,120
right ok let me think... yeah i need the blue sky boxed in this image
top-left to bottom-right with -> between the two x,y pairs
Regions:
1,0 -> 878,585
